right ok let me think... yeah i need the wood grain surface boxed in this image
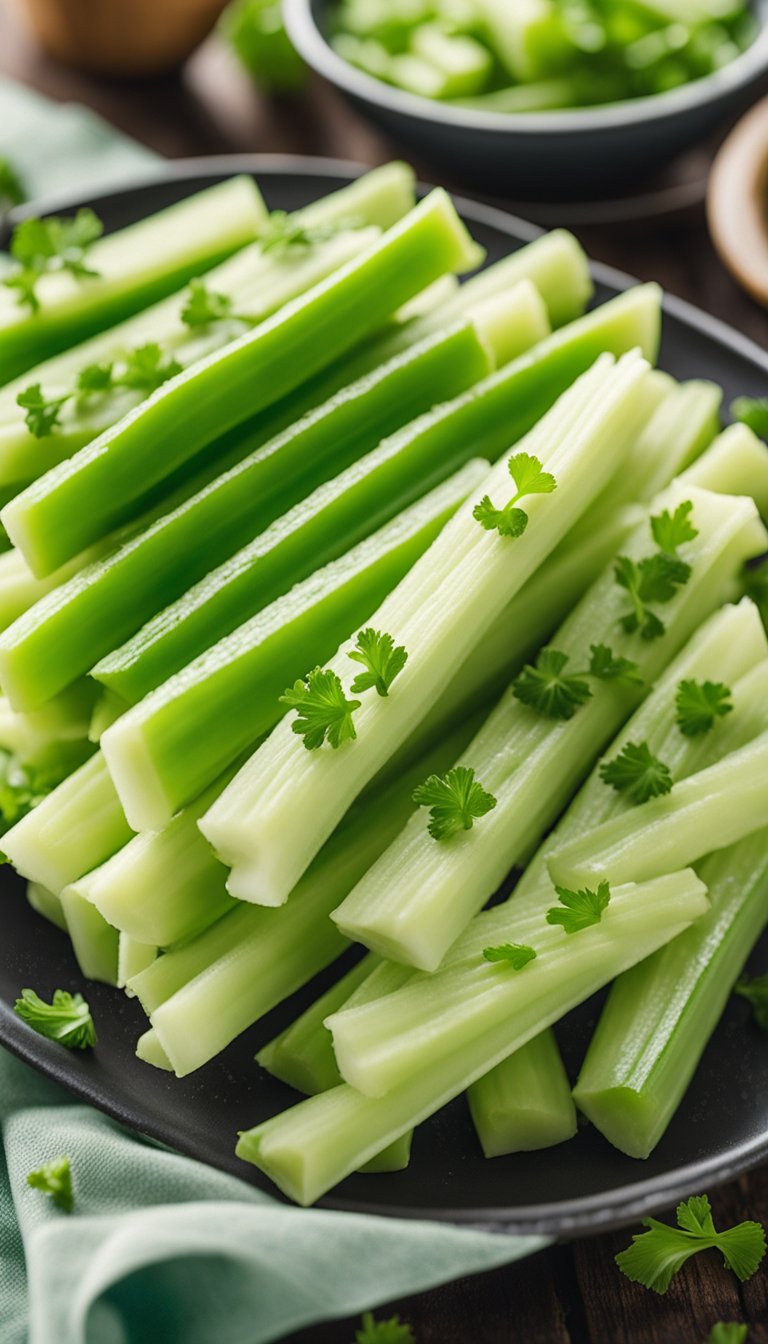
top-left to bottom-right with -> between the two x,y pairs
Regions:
1,5 -> 766,1338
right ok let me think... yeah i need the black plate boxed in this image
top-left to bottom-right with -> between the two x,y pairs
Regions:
1,156 -> 767,1237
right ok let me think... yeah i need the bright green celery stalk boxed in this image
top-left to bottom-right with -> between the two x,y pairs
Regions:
573,825 -> 768,1158
117,934 -> 157,990
0,176 -> 268,385
467,1030 -> 577,1156
201,349 -> 655,905
0,313 -> 499,711
100,460 -> 487,831
331,483 -> 766,970
128,724 -> 479,1078
2,750 -> 132,895
59,883 -> 120,985
0,162 -> 417,486
236,870 -> 708,1203
4,189 -> 484,576
26,880 -> 67,931
547,729 -> 768,891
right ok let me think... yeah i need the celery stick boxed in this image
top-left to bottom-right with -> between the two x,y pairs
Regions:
0,317 -> 496,710
131,727 -> 476,1076
0,176 -> 268,383
475,0 -> 573,80
117,934 -> 157,991
89,689 -> 128,742
4,190 -> 483,576
547,730 -> 768,891
18,679 -> 97,742
136,1029 -> 172,1070
26,880 -> 67,932
101,462 -> 487,830
2,751 -> 132,894
238,871 -> 708,1202
436,231 -> 592,331
332,485 -> 765,970
573,828 -> 768,1158
0,540 -> 111,633
468,1031 -> 577,1156
59,884 -> 119,986
684,422 -> 768,515
202,349 -> 655,906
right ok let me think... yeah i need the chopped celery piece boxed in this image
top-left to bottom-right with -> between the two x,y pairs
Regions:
59,883 -> 119,985
0,176 -> 268,383
131,726 -> 477,1076
26,880 -> 67,932
201,349 -> 655,906
117,934 -> 157,991
101,462 -> 486,831
468,1030 -> 577,1156
4,190 -> 483,576
238,871 -> 708,1202
547,730 -> 768,891
574,828 -> 768,1158
474,0 -> 574,80
410,25 -> 493,97
1,318 -> 497,712
2,750 -> 132,894
332,485 -> 765,970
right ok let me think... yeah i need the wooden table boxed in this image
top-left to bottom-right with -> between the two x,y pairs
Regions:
1,8 -> 767,1340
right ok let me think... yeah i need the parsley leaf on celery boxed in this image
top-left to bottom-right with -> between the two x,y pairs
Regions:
348,628 -> 408,697
258,210 -> 341,253
705,1325 -> 749,1344
732,395 -> 768,439
3,208 -> 103,311
473,451 -> 556,538
355,1313 -> 415,1344
513,644 -> 641,721
675,679 -> 733,737
615,502 -> 696,640
412,766 -> 496,840
14,989 -> 96,1049
0,752 -> 58,830
119,342 -> 182,392
616,1194 -> 766,1294
547,881 -> 611,933
482,943 -> 537,969
735,973 -> 768,1031
600,741 -> 673,805
650,500 -> 699,553
76,361 -> 114,393
280,667 -> 360,750
180,278 -> 235,328
27,1155 -> 73,1213
16,384 -> 70,438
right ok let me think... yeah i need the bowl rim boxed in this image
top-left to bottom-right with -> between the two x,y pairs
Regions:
285,0 -> 768,135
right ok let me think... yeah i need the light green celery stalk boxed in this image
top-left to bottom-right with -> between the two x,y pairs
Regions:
467,1031 -> 577,1156
684,422 -> 768,516
0,540 -> 109,633
89,690 -> 127,742
4,189 -> 483,576
474,0 -> 574,80
547,730 -> 768,891
26,880 -> 67,932
0,162 -> 418,485
237,870 -> 708,1203
129,723 -> 480,1078
117,934 -> 157,991
332,484 -> 766,970
2,751 -> 132,894
135,1030 -> 172,1071
573,827 -> 768,1158
99,461 -> 487,831
201,348 -> 655,905
0,175 -> 268,383
1,311 -> 499,710
59,883 -> 119,985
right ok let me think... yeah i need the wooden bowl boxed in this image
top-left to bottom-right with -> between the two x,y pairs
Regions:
708,95 -> 768,306
9,0 -> 230,77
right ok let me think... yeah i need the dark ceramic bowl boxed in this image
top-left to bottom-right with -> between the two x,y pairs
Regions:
285,0 -> 768,198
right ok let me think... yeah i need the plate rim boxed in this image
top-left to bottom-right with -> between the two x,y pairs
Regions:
2,154 -> 768,1236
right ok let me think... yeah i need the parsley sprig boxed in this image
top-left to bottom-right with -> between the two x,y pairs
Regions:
600,741 -> 673,805
735,972 -> 768,1031
483,943 -> 537,969
14,989 -> 96,1049
676,678 -> 733,736
547,881 -> 611,933
3,208 -> 103,311
348,628 -> 407,697
0,751 -> 60,832
17,342 -> 183,438
616,1194 -> 766,1294
27,1155 -> 73,1213
732,395 -> 768,439
614,501 -> 697,640
706,1325 -> 748,1344
473,452 -> 556,538
412,766 -> 496,841
259,210 -> 344,253
513,643 -> 642,720
355,1313 -> 415,1344
281,667 -> 360,750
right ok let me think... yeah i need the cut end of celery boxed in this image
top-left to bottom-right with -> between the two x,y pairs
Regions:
572,1085 -> 657,1160
470,1105 -> 578,1158
331,906 -> 443,974
235,1127 -> 312,1206
136,1027 -> 173,1072
360,1131 -> 413,1173
101,716 -> 175,833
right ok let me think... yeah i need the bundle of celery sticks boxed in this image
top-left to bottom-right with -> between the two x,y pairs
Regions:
1,161 -> 767,1207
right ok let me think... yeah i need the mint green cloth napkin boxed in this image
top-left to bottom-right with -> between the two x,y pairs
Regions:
0,78 -> 550,1343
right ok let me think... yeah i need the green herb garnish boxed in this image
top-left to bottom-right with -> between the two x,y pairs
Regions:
547,881 -> 611,933
616,1194 -> 766,1294
599,741 -> 673,805
482,943 -> 537,969
512,643 -> 642,720
473,451 -> 556,538
280,667 -> 360,750
27,1155 -> 73,1213
615,501 -> 697,640
675,679 -> 733,736
14,989 -> 96,1049
17,341 -> 182,437
348,628 -> 408,697
412,766 -> 496,840
3,208 -> 102,311
355,1312 -> 416,1344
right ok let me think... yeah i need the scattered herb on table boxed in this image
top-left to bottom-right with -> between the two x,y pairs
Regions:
27,1156 -> 73,1213
616,1194 -> 766,1293
14,989 -> 97,1049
